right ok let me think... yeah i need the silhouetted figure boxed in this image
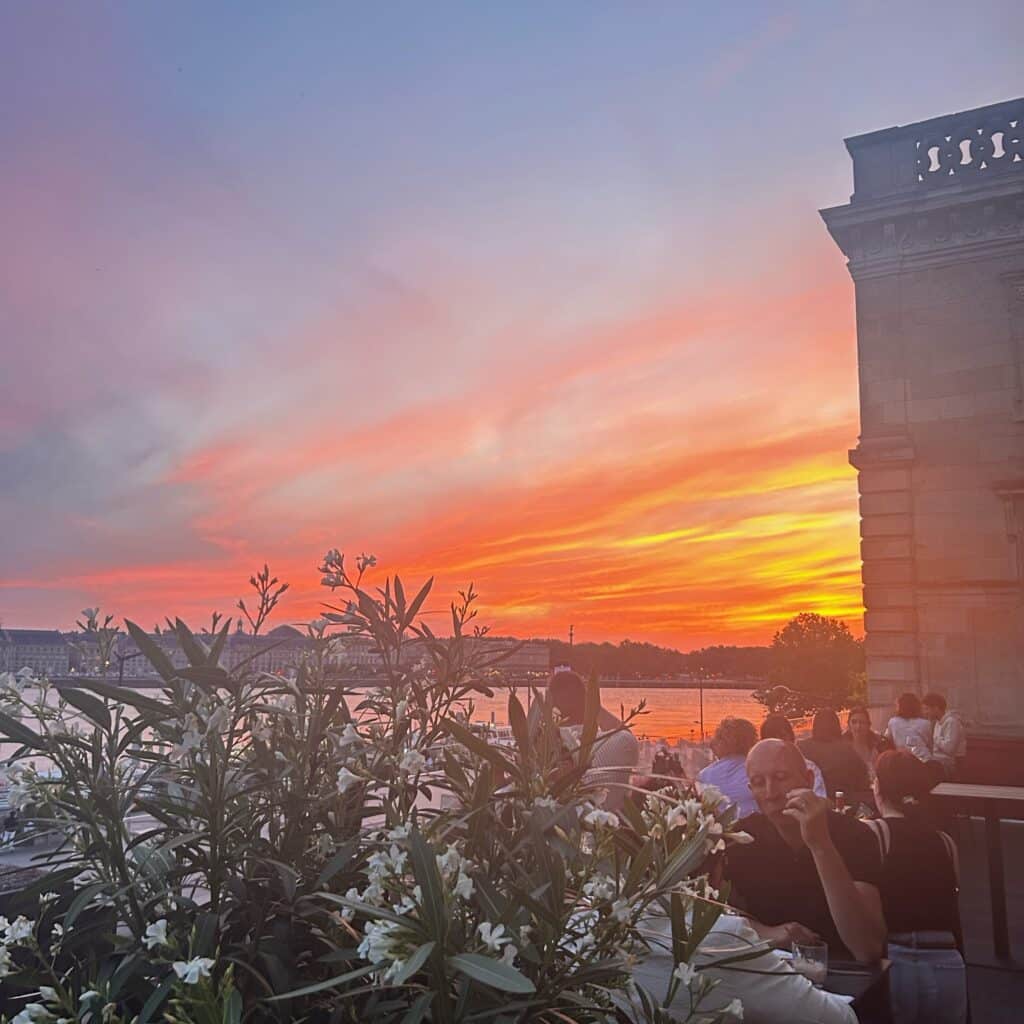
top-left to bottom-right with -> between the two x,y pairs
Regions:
798,710 -> 870,801
922,693 -> 966,781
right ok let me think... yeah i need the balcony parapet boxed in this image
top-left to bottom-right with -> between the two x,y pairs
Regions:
844,98 -> 1022,203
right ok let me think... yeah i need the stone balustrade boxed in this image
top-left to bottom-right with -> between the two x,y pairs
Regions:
845,98 -> 1023,202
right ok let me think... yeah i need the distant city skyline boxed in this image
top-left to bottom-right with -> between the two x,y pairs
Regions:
1,2 -> 1020,647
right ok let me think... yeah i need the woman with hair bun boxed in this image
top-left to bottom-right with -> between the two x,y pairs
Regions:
864,750 -> 966,1024
883,692 -> 934,763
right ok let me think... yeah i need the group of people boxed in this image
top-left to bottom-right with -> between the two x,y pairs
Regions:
546,670 -> 968,1024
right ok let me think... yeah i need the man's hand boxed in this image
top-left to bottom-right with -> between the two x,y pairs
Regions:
756,920 -> 823,949
782,788 -> 832,852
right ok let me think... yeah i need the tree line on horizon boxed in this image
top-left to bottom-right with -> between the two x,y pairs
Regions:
519,612 -> 865,711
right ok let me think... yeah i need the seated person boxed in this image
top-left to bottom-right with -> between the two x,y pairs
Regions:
696,718 -> 759,819
864,750 -> 966,1024
843,705 -> 886,777
922,692 -> 966,781
760,713 -> 826,798
549,669 -> 638,813
884,692 -> 934,763
725,739 -> 886,963
629,904 -> 856,1023
798,709 -> 870,801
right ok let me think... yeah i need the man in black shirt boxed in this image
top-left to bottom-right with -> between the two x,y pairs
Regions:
725,738 -> 886,962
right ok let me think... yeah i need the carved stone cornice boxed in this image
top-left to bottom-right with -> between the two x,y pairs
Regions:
822,187 -> 1024,280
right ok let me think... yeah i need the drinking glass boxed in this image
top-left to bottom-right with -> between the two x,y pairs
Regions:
791,941 -> 828,988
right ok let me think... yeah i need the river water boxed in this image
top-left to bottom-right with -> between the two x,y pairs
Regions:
467,687 -> 763,744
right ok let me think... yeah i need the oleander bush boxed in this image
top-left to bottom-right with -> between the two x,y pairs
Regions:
0,552 -> 753,1023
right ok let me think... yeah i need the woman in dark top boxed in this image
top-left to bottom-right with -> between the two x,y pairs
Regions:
865,750 -> 965,1024
843,705 -> 886,778
797,709 -> 870,801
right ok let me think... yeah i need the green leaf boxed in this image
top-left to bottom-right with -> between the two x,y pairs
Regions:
223,987 -> 242,1024
125,620 -> 179,682
268,963 -> 377,1000
64,882 -> 109,928
174,618 -> 211,667
0,709 -> 46,749
177,665 -> 231,688
578,671 -> 600,763
80,680 -> 170,716
448,953 -> 535,993
403,577 -> 433,629
137,974 -> 175,1024
60,687 -> 111,732
507,693 -> 530,762
400,991 -> 434,1024
209,618 -> 232,667
315,841 -> 358,887
391,940 -> 436,985
443,719 -> 513,775
409,829 -> 446,944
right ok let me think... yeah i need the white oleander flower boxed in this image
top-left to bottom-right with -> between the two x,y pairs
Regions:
358,919 -> 401,964
0,946 -> 11,978
170,728 -> 203,763
399,748 -> 426,776
724,997 -> 744,1019
143,919 -> 168,950
205,705 -> 230,734
4,915 -> 34,944
610,898 -> 631,922
583,807 -> 620,829
172,957 -> 215,984
583,874 -> 616,902
340,887 -> 361,920
38,986 -> 58,1005
698,783 -> 726,811
453,872 -> 474,900
500,943 -> 518,966
11,1003 -> 55,1024
673,962 -> 698,985
477,921 -> 511,953
533,795 -> 559,810
436,844 -> 463,879
336,767 -> 360,794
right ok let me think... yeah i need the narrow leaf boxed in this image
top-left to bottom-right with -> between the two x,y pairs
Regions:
448,954 -> 535,993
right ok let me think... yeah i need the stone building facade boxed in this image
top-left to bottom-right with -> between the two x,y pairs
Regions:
821,98 -> 1024,736
0,629 -> 71,677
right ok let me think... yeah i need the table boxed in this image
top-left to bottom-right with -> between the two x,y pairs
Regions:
825,959 -> 891,1023
931,781 -> 1024,959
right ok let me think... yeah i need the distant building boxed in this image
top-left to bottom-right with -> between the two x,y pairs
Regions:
0,629 -> 70,677
110,624 -> 310,679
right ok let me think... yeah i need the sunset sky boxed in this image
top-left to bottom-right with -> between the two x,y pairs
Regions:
1,2 -> 1020,648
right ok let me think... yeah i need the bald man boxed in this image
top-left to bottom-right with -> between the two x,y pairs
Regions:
723,738 -> 886,963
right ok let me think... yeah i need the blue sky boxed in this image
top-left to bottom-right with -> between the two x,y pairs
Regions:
1,1 -> 1020,644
